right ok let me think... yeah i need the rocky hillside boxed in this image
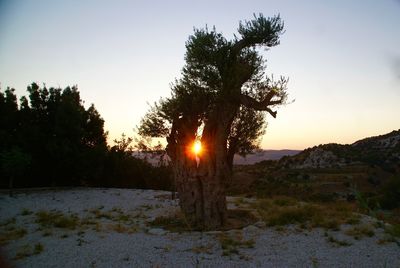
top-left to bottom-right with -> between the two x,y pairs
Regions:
238,130 -> 400,206
353,130 -> 400,149
280,130 -> 400,171
234,149 -> 301,165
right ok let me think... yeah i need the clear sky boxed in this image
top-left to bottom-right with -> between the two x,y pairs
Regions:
0,0 -> 399,150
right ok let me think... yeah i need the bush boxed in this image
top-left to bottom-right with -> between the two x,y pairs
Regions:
378,176 -> 400,210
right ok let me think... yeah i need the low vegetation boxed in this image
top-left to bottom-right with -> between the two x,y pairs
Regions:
148,209 -> 258,232
0,217 -> 28,245
324,232 -> 352,247
21,208 -> 33,216
14,243 -> 44,260
106,223 -> 138,234
31,207 -> 145,237
218,232 -> 255,256
345,224 -> 375,240
34,205 -> 151,234
35,211 -> 79,230
385,223 -> 400,238
33,243 -> 44,254
254,197 -> 355,230
0,226 -> 27,245
148,212 -> 192,232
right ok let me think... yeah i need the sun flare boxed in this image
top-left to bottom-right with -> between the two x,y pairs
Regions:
192,141 -> 202,155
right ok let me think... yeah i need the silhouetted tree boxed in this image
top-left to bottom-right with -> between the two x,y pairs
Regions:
0,88 -> 19,152
0,83 -> 175,190
112,133 -> 134,154
0,83 -> 108,186
0,147 -> 31,196
139,14 -> 288,228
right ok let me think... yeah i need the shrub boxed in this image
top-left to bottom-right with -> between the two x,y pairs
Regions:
255,198 -> 354,230
385,223 -> 400,238
21,208 -> 33,216
345,224 -> 375,239
33,243 -> 44,254
218,233 -> 255,256
35,210 -> 79,230
0,227 -> 27,245
378,176 -> 400,210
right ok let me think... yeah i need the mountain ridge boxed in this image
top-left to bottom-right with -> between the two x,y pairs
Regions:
278,129 -> 400,171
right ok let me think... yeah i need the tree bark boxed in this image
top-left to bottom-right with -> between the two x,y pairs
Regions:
174,163 -> 228,229
167,103 -> 238,229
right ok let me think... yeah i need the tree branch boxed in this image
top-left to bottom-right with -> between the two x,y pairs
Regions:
239,94 -> 281,117
231,15 -> 284,58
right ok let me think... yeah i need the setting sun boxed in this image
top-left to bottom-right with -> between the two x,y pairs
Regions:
192,140 -> 202,155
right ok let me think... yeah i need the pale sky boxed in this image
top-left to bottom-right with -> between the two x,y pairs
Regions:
0,0 -> 399,150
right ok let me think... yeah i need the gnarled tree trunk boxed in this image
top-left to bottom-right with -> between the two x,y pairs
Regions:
173,160 -> 228,229
167,103 -> 238,229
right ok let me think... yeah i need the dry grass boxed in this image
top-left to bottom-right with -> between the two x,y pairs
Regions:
33,243 -> 44,254
21,208 -> 33,216
385,223 -> 400,238
14,243 -> 44,260
224,209 -> 258,230
376,234 -> 397,245
255,197 -> 356,230
33,207 -> 140,235
35,210 -> 79,230
0,226 -> 27,245
42,230 -> 53,237
106,223 -> 138,234
148,209 -> 258,232
218,232 -> 255,256
272,196 -> 298,207
345,224 -> 375,240
0,217 -> 28,245
190,243 -> 215,254
89,208 -> 113,220
0,217 -> 16,227
89,207 -> 138,224
14,244 -> 32,260
324,232 -> 352,247
148,211 -> 192,232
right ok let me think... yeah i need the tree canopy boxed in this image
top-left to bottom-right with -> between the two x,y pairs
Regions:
138,14 -> 289,228
139,14 -> 288,165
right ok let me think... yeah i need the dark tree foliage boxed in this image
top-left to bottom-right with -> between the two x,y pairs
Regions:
0,88 -> 19,151
0,147 -> 31,196
0,84 -> 172,190
0,83 -> 108,186
104,133 -> 173,190
139,15 -> 288,163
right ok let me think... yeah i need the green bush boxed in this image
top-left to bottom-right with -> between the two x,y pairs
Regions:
378,175 -> 400,210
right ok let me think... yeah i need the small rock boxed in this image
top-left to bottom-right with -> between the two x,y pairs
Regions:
243,225 -> 260,235
148,228 -> 167,235
254,221 -> 266,228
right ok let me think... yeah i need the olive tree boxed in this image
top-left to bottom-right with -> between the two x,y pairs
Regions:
139,14 -> 288,229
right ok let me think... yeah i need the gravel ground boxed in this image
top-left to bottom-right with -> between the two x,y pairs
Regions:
0,188 -> 399,267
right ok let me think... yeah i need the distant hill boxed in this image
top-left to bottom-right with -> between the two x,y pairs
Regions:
235,129 -> 400,204
233,150 -> 301,165
280,129 -> 400,172
133,149 -> 301,166
133,129 -> 400,170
